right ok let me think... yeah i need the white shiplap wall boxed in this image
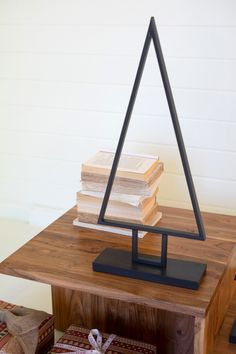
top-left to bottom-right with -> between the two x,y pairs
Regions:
0,0 -> 236,226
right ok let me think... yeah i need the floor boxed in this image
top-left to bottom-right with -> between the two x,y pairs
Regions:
0,218 -> 63,341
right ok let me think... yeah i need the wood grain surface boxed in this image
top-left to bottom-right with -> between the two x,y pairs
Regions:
211,292 -> 236,354
52,286 -> 195,354
0,205 -> 236,354
0,206 -> 235,317
198,245 -> 236,353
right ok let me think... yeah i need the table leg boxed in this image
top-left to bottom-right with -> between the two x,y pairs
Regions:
51,286 -> 195,354
229,319 -> 236,343
194,317 -> 206,354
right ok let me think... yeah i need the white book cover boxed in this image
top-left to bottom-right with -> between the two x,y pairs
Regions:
73,217 -> 146,238
73,211 -> 162,238
78,189 -> 155,207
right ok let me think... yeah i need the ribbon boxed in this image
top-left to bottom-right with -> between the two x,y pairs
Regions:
54,328 -> 116,354
0,306 -> 50,354
88,329 -> 116,354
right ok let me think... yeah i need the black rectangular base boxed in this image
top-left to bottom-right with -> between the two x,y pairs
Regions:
93,248 -> 207,290
229,319 -> 236,344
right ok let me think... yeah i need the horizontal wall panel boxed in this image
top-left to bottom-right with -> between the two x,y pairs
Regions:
0,108 -> 236,151
0,132 -> 235,181
0,0 -> 235,219
0,201 -> 30,221
158,174 -> 236,211
0,0 -> 236,26
0,81 -> 236,121
124,143 -> 236,182
157,198 -> 236,216
0,26 -> 236,60
0,155 -> 81,186
0,52 -> 235,91
0,176 -> 77,209
0,131 -> 117,165
1,105 -> 236,143
125,117 -> 236,152
28,205 -> 67,227
0,169 -> 235,211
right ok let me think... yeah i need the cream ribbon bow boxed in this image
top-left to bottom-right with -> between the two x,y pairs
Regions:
87,329 -> 116,354
55,328 -> 116,354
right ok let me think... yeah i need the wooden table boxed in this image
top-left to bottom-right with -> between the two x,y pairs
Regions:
0,206 -> 236,354
211,292 -> 236,354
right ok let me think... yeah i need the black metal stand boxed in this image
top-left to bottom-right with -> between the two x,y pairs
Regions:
93,248 -> 206,290
229,319 -> 236,344
93,229 -> 206,290
93,17 -> 207,290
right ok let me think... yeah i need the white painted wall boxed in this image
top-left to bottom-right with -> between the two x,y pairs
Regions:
0,0 -> 236,226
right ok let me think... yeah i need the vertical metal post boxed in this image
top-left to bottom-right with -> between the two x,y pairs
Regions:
132,229 -> 138,263
160,234 -> 168,268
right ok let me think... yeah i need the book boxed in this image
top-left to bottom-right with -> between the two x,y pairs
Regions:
73,209 -> 162,238
77,203 -> 160,225
81,157 -> 163,196
81,173 -> 163,196
73,218 -> 146,237
81,151 -> 160,182
74,150 -> 164,236
76,189 -> 158,221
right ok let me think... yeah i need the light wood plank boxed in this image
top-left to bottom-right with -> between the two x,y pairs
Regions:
1,81 -> 235,122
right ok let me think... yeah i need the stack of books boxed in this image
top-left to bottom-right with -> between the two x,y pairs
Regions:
73,151 -> 164,237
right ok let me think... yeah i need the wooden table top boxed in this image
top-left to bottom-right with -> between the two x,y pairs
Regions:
0,206 -> 236,318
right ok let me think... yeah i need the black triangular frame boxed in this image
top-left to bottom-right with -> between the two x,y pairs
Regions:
93,17 -> 207,289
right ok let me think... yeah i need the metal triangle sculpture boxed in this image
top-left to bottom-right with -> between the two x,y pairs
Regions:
93,17 -> 207,290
